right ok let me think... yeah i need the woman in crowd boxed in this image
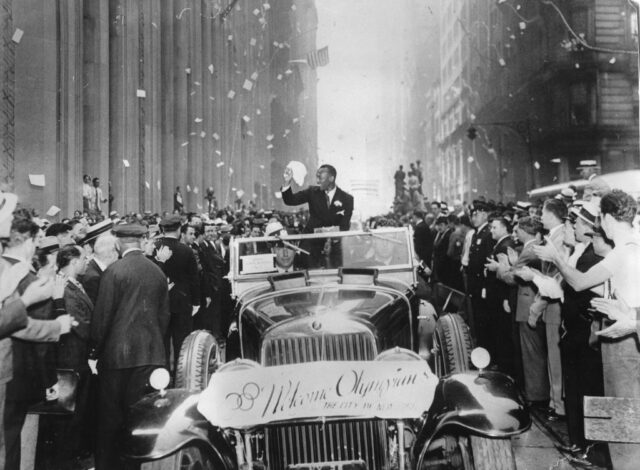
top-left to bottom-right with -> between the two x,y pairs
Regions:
52,245 -> 93,469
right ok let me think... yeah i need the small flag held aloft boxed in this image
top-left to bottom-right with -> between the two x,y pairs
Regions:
306,46 -> 329,69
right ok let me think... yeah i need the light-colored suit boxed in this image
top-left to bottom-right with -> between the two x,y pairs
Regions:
499,240 -> 549,401
530,224 -> 567,415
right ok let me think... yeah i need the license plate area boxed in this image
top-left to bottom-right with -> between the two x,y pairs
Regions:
288,461 -> 367,470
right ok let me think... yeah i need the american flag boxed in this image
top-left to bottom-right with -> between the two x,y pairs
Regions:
306,46 -> 330,69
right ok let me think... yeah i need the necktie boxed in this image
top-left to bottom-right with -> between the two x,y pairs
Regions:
95,188 -> 99,210
325,192 -> 331,208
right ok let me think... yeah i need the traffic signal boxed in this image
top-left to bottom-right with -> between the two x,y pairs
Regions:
466,127 -> 477,140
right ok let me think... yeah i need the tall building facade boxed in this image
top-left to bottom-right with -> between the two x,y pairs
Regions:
0,0 -> 318,216
429,0 -> 639,202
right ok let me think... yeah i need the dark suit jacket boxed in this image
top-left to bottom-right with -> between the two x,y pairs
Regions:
413,221 -> 434,264
486,236 -> 516,307
57,281 -> 93,371
498,240 -> 541,322
562,243 -> 603,332
467,223 -> 495,294
154,237 -> 200,315
433,227 -> 453,284
197,240 -> 225,298
79,258 -> 103,305
91,250 -> 170,370
282,185 -> 354,232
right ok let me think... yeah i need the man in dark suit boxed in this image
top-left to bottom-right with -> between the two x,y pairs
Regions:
466,201 -> 495,349
484,216 -> 516,374
91,223 -> 170,470
281,164 -> 354,268
413,211 -> 435,266
80,231 -> 118,305
154,215 -> 200,370
281,164 -> 354,232
432,215 -> 455,286
195,223 -> 226,339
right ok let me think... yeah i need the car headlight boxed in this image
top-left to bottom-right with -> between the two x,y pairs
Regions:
470,347 -> 490,370
149,368 -> 171,396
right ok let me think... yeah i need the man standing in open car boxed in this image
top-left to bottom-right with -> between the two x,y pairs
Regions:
281,164 -> 354,268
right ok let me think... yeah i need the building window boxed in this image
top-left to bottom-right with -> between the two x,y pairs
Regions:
570,7 -> 590,44
569,82 -> 593,126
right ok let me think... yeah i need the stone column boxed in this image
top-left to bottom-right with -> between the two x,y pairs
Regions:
0,0 -> 14,191
109,0 -> 140,215
172,0 -> 189,211
160,0 -> 174,212
201,0 -> 214,212
139,0 -> 162,212
83,0 -> 110,208
13,0 -> 75,215
187,1 -> 203,211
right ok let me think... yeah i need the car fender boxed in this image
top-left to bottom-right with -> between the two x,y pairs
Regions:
123,389 -> 236,468
414,370 -> 530,457
416,299 -> 437,362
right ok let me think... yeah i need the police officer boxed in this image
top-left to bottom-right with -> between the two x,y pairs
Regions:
91,223 -> 169,470
466,201 -> 496,349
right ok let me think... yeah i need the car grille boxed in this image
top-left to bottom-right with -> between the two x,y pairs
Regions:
266,420 -> 389,469
262,332 -> 377,366
261,333 -> 388,469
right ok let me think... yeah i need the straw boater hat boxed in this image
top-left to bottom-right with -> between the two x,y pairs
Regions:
265,221 -> 286,237
575,202 -> 599,227
81,219 -> 114,246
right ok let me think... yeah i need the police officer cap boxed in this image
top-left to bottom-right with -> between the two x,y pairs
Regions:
112,223 -> 148,238
159,214 -> 182,229
515,201 -> 532,213
471,200 -> 489,213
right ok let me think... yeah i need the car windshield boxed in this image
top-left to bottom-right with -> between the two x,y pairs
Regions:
234,228 -> 411,276
245,285 -> 396,322
229,227 -> 416,298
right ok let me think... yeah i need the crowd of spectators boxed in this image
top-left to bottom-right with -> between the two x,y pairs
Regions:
0,170 -> 639,469
0,194 -> 319,469
403,180 -> 640,469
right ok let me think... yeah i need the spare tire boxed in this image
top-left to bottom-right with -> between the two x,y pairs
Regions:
175,330 -> 219,391
433,313 -> 474,376
434,314 -> 516,470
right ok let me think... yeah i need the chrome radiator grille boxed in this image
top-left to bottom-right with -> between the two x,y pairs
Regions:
262,332 -> 377,366
261,333 -> 388,468
266,420 -> 389,469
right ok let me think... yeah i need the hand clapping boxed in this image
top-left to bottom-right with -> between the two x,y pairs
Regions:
532,237 -> 559,262
592,293 -> 638,339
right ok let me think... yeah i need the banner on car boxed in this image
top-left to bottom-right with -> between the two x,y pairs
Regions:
197,360 -> 438,429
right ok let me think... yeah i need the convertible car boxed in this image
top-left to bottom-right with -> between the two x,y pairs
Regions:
124,227 -> 530,469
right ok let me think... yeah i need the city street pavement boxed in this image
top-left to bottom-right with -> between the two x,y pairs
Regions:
514,415 -> 578,470
516,409 -> 611,470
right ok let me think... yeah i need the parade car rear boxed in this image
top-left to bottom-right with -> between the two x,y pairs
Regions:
123,228 -> 530,469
